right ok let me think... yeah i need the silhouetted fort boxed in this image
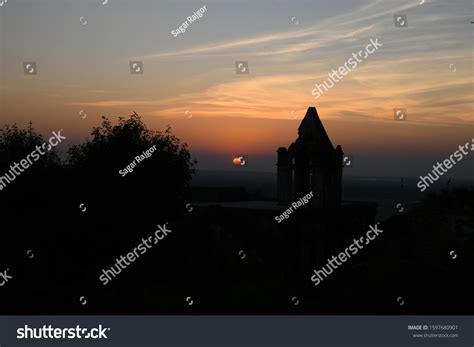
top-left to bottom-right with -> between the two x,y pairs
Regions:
277,107 -> 343,207
191,107 -> 376,279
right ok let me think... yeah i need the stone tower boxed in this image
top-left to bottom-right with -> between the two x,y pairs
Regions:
277,107 -> 343,208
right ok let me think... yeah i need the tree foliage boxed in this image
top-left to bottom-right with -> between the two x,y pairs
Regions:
0,122 -> 59,171
67,112 -> 197,216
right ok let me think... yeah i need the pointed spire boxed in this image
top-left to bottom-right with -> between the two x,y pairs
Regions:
297,107 -> 334,152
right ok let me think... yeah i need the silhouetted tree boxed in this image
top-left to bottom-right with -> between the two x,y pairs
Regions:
0,121 -> 61,205
0,122 -> 59,172
67,112 -> 196,218
0,122 -> 61,280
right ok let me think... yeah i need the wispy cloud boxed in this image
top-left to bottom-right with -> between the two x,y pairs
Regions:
138,0 -> 421,60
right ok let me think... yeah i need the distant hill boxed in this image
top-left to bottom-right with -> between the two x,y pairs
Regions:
191,170 -> 474,220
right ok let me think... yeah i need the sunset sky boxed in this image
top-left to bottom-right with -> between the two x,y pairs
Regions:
0,0 -> 472,177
